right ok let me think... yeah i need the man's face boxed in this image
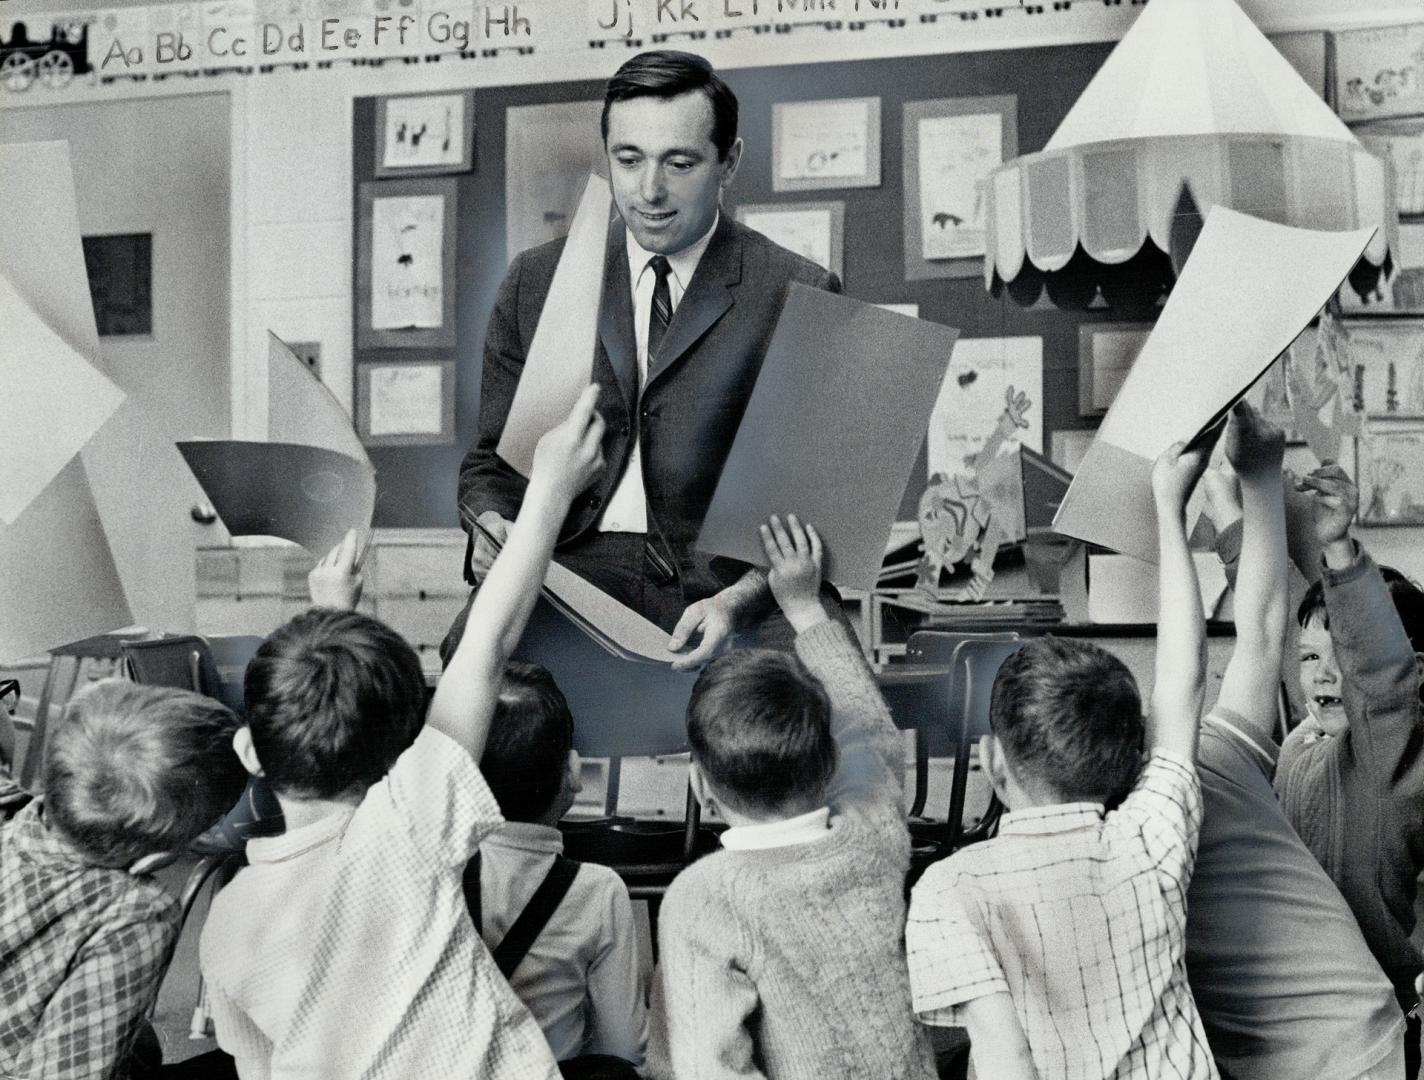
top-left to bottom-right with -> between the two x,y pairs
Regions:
605,90 -> 740,255
1298,617 -> 1348,736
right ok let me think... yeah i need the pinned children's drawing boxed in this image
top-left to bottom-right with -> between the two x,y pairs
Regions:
917,385 -> 1032,599
917,109 -> 1003,260
1359,425 -> 1424,525
380,93 -> 470,173
370,194 -> 444,330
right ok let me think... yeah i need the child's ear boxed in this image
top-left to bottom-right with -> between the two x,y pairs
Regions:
566,749 -> 583,797
688,760 -> 712,811
979,734 -> 1010,803
233,726 -> 265,778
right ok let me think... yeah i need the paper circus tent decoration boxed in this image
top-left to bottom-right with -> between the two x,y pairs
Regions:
984,0 -> 1394,311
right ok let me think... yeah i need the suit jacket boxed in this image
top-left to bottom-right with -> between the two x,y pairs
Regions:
458,215 -> 840,601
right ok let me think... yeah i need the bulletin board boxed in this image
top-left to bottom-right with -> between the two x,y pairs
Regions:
352,40 -> 1155,528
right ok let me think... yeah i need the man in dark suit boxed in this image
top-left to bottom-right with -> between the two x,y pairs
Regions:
457,50 -> 840,670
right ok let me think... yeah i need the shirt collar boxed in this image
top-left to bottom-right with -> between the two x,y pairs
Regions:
998,802 -> 1105,838
626,210 -> 719,294
720,805 -> 832,851
7,800 -> 97,869
482,820 -> 564,855
245,806 -> 352,864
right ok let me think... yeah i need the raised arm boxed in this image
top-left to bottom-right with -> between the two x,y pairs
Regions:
428,385 -> 604,760
1149,438 -> 1212,761
1299,465 -> 1423,794
1214,403 -> 1289,746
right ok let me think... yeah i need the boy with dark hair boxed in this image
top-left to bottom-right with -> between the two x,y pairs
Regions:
470,661 -> 648,1071
1275,463 -> 1424,1074
907,439 -> 1219,1079
1,680 -> 246,1080
1186,404 -> 1404,1079
201,386 -> 607,1080
648,514 -> 938,1080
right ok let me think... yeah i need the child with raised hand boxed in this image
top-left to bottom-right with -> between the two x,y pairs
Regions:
1277,461 -> 1424,1074
906,438 -> 1219,1080
647,513 -> 937,1080
1183,402 -> 1404,1080
1,681 -> 246,1080
200,385 -> 605,1080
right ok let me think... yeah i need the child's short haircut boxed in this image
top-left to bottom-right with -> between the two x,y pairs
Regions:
44,680 -> 247,868
989,637 -> 1144,805
480,661 -> 574,823
687,649 -> 835,818
1298,565 -> 1424,653
243,609 -> 426,801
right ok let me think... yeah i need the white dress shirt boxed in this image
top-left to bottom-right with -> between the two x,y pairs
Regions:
597,214 -> 719,534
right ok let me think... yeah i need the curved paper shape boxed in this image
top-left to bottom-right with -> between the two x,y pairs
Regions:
498,173 -> 613,477
1053,208 -> 1374,563
178,441 -> 376,558
268,332 -> 370,466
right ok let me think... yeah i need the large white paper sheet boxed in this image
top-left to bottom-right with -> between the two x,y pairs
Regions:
0,457 -> 132,663
1054,207 -> 1375,562
498,174 -> 613,477
0,273 -> 125,525
268,332 -> 369,463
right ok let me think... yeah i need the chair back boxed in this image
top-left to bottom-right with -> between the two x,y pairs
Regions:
903,631 -> 1018,756
945,637 -> 1027,847
122,636 -> 220,696
204,635 -> 263,716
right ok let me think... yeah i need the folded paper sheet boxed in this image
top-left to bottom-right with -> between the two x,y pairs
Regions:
178,441 -> 377,558
0,271 -> 125,525
0,459 -> 132,663
1053,207 -> 1374,562
498,174 -> 613,477
268,332 -> 370,464
697,285 -> 959,591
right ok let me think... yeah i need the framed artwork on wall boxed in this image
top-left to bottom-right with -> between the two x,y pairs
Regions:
1342,318 -> 1424,417
735,201 -> 844,280
355,360 -> 456,446
356,179 -> 457,350
1077,323 -> 1154,417
772,97 -> 881,192
902,95 -> 1017,281
1331,23 -> 1424,123
375,91 -> 475,178
1358,420 -> 1424,525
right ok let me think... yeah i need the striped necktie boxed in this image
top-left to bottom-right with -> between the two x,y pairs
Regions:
647,254 -> 673,362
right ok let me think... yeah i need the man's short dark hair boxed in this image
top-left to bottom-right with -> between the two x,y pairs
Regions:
243,609 -> 426,801
687,649 -> 835,818
44,680 -> 247,868
989,637 -> 1144,806
601,50 -> 739,160
481,662 -> 575,823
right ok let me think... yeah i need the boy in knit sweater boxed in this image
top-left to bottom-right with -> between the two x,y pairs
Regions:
648,513 -> 937,1080
907,439 -> 1219,1079
1276,463 -> 1424,1076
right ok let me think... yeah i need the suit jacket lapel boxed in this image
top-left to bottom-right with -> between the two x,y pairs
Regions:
597,219 -> 638,412
647,215 -> 742,389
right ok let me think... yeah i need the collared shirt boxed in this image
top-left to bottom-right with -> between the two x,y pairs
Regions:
200,726 -> 559,1080
907,750 -> 1217,1080
0,780 -> 178,1080
598,213 -> 719,535
1188,709 -> 1402,1080
478,821 -> 648,1064
719,806 -> 833,851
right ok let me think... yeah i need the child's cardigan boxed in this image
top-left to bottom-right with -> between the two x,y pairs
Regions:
1275,545 -> 1424,1011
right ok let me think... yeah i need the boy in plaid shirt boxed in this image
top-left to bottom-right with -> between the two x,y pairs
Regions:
907,431 -> 1225,1080
1,680 -> 247,1080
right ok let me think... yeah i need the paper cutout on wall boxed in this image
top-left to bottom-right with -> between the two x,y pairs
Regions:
178,441 -> 376,558
698,285 -> 959,591
499,174 -> 613,477
0,272 -> 125,525
1053,207 -> 1374,562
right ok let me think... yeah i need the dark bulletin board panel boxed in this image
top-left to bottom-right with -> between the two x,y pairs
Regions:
352,41 -> 1120,528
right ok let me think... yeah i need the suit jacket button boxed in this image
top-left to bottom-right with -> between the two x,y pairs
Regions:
620,424 -> 631,437
589,496 -> 602,509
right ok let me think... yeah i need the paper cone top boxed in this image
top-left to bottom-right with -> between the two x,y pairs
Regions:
1047,0 -> 1354,150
